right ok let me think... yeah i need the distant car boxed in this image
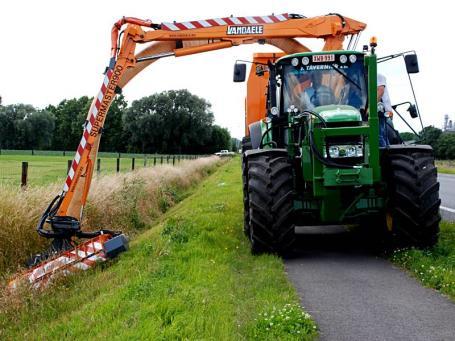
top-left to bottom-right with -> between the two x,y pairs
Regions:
215,149 -> 235,157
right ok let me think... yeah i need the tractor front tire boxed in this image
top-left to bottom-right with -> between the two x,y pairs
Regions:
383,146 -> 441,248
242,137 -> 252,236
246,150 -> 295,254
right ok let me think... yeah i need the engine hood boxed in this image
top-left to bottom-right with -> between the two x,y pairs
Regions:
313,105 -> 362,123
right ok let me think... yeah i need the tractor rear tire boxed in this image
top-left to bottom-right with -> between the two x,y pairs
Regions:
246,150 -> 295,254
383,146 -> 441,248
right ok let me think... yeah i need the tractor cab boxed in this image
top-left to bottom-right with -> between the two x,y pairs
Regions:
238,47 -> 440,255
277,51 -> 367,123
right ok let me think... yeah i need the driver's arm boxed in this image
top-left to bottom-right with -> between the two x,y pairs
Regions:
377,73 -> 386,101
377,85 -> 385,101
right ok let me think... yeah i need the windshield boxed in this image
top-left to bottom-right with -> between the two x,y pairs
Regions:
281,55 -> 367,113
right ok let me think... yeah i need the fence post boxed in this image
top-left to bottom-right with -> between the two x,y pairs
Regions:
154,156 -> 156,166
97,158 -> 101,173
132,157 -> 135,171
118,152 -> 121,159
161,156 -> 163,164
21,161 -> 28,188
63,150 -> 65,156
116,158 -> 120,173
167,155 -> 170,164
67,160 -> 72,173
32,149 -> 34,156
173,156 -> 175,166
144,157 -> 147,167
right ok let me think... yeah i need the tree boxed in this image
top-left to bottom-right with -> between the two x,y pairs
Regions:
2,90 -> 231,154
47,97 -> 91,151
0,110 -> 15,149
399,132 -> 417,142
0,104 -> 54,150
230,137 -> 240,152
436,133 -> 455,159
100,95 -> 128,152
13,118 -> 32,149
210,125 -> 231,153
124,90 -> 217,154
418,126 -> 442,149
27,110 -> 55,149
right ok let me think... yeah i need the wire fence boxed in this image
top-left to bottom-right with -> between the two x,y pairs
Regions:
0,149 -> 196,158
0,150 -> 205,187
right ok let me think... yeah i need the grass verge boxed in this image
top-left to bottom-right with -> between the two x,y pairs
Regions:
0,157 -> 221,275
0,158 -> 317,340
436,160 -> 455,175
390,221 -> 455,300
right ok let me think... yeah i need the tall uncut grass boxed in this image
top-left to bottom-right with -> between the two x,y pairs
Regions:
0,157 -> 222,277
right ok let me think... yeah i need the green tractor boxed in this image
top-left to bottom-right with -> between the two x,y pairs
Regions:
237,44 -> 440,254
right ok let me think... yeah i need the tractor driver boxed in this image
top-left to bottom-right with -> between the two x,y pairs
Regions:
307,72 -> 336,107
292,71 -> 329,111
377,73 -> 393,147
293,72 -> 314,111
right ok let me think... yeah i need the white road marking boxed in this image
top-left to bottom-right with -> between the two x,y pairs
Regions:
440,206 -> 455,213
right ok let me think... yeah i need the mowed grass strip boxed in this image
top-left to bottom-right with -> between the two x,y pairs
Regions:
390,221 -> 455,300
0,158 -> 317,340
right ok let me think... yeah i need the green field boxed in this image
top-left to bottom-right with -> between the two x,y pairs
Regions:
0,158 -> 317,340
436,160 -> 455,175
0,154 -> 190,187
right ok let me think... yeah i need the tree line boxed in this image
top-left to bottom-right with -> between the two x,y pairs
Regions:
0,90 -> 237,154
400,126 -> 455,159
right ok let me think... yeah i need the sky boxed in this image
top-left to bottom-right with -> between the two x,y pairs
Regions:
1,0 -> 454,138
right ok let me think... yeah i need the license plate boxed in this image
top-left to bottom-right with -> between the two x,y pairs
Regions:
312,54 -> 335,63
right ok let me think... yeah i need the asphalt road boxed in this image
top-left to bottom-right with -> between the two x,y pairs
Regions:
439,173 -> 455,221
284,173 -> 455,340
285,231 -> 455,341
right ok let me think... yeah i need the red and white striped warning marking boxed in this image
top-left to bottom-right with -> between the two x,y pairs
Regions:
63,70 -> 113,192
9,235 -> 110,290
162,13 -> 289,31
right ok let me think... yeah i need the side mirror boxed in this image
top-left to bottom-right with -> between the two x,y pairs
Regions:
404,54 -> 419,74
408,104 -> 418,118
392,101 -> 419,118
233,63 -> 246,82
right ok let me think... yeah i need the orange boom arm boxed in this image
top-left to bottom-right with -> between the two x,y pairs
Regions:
51,12 -> 365,233
9,12 -> 366,290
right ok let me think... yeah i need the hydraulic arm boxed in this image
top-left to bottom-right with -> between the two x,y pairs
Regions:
11,13 -> 366,289
60,13 -> 365,220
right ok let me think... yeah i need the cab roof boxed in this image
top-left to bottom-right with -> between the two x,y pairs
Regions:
277,50 -> 364,63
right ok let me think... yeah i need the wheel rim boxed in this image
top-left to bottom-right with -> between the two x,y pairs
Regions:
386,212 -> 393,232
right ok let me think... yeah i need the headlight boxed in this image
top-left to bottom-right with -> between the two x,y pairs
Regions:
326,144 -> 363,158
328,146 -> 339,158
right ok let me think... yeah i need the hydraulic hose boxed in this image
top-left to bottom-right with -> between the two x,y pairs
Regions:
309,130 -> 354,169
303,110 -> 356,169
36,194 -> 66,238
37,194 -> 121,239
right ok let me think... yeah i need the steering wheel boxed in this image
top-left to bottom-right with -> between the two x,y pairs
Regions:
311,85 -> 336,106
